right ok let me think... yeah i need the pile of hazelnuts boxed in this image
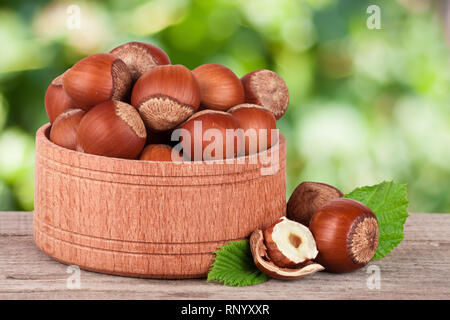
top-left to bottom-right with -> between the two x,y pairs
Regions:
45,41 -> 289,161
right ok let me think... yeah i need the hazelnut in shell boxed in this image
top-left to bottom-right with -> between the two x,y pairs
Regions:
63,53 -> 132,111
309,198 -> 379,273
228,104 -> 277,155
139,144 -> 181,162
131,65 -> 201,132
179,110 -> 242,161
76,100 -> 146,159
109,41 -> 171,82
45,71 -> 78,123
49,109 -> 85,150
241,69 -> 289,120
192,63 -> 244,111
287,181 -> 343,227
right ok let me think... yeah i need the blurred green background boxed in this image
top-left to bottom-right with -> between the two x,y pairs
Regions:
0,0 -> 449,213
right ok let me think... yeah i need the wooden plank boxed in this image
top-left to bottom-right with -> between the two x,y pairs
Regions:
0,212 -> 449,300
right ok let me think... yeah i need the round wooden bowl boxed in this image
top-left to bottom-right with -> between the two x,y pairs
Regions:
34,123 -> 286,278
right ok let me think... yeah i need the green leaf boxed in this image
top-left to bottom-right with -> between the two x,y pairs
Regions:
345,181 -> 409,260
207,240 -> 269,287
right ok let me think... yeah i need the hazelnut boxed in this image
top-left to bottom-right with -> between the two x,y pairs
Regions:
44,71 -> 78,123
250,219 -> 324,280
241,69 -> 289,120
263,217 -> 319,268
310,198 -> 379,273
179,110 -> 242,161
192,63 -> 244,111
131,64 -> 201,132
287,181 -> 343,227
49,109 -> 85,150
63,53 -> 132,111
139,144 -> 181,162
109,41 -> 171,82
76,100 -> 146,159
228,104 -> 277,155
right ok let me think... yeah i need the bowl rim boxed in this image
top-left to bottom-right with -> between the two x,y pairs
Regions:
37,123 -> 286,177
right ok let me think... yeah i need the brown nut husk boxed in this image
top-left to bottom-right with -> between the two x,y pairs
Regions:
287,181 -> 343,227
250,229 -> 324,280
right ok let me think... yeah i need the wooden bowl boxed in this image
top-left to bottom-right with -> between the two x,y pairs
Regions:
34,123 -> 286,278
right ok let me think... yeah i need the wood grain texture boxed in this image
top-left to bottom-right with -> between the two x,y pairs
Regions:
1,212 -> 449,299
33,124 -> 286,278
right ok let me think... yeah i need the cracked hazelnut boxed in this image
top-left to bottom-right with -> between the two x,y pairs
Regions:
263,217 -> 319,268
309,198 -> 379,273
250,222 -> 324,280
287,181 -> 343,227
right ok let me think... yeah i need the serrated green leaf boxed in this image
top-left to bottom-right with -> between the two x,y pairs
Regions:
207,240 -> 269,287
345,181 -> 409,260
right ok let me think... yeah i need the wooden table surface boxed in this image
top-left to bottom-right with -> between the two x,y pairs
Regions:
0,212 -> 449,300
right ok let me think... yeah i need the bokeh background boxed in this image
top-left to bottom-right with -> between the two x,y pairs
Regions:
0,0 -> 449,213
